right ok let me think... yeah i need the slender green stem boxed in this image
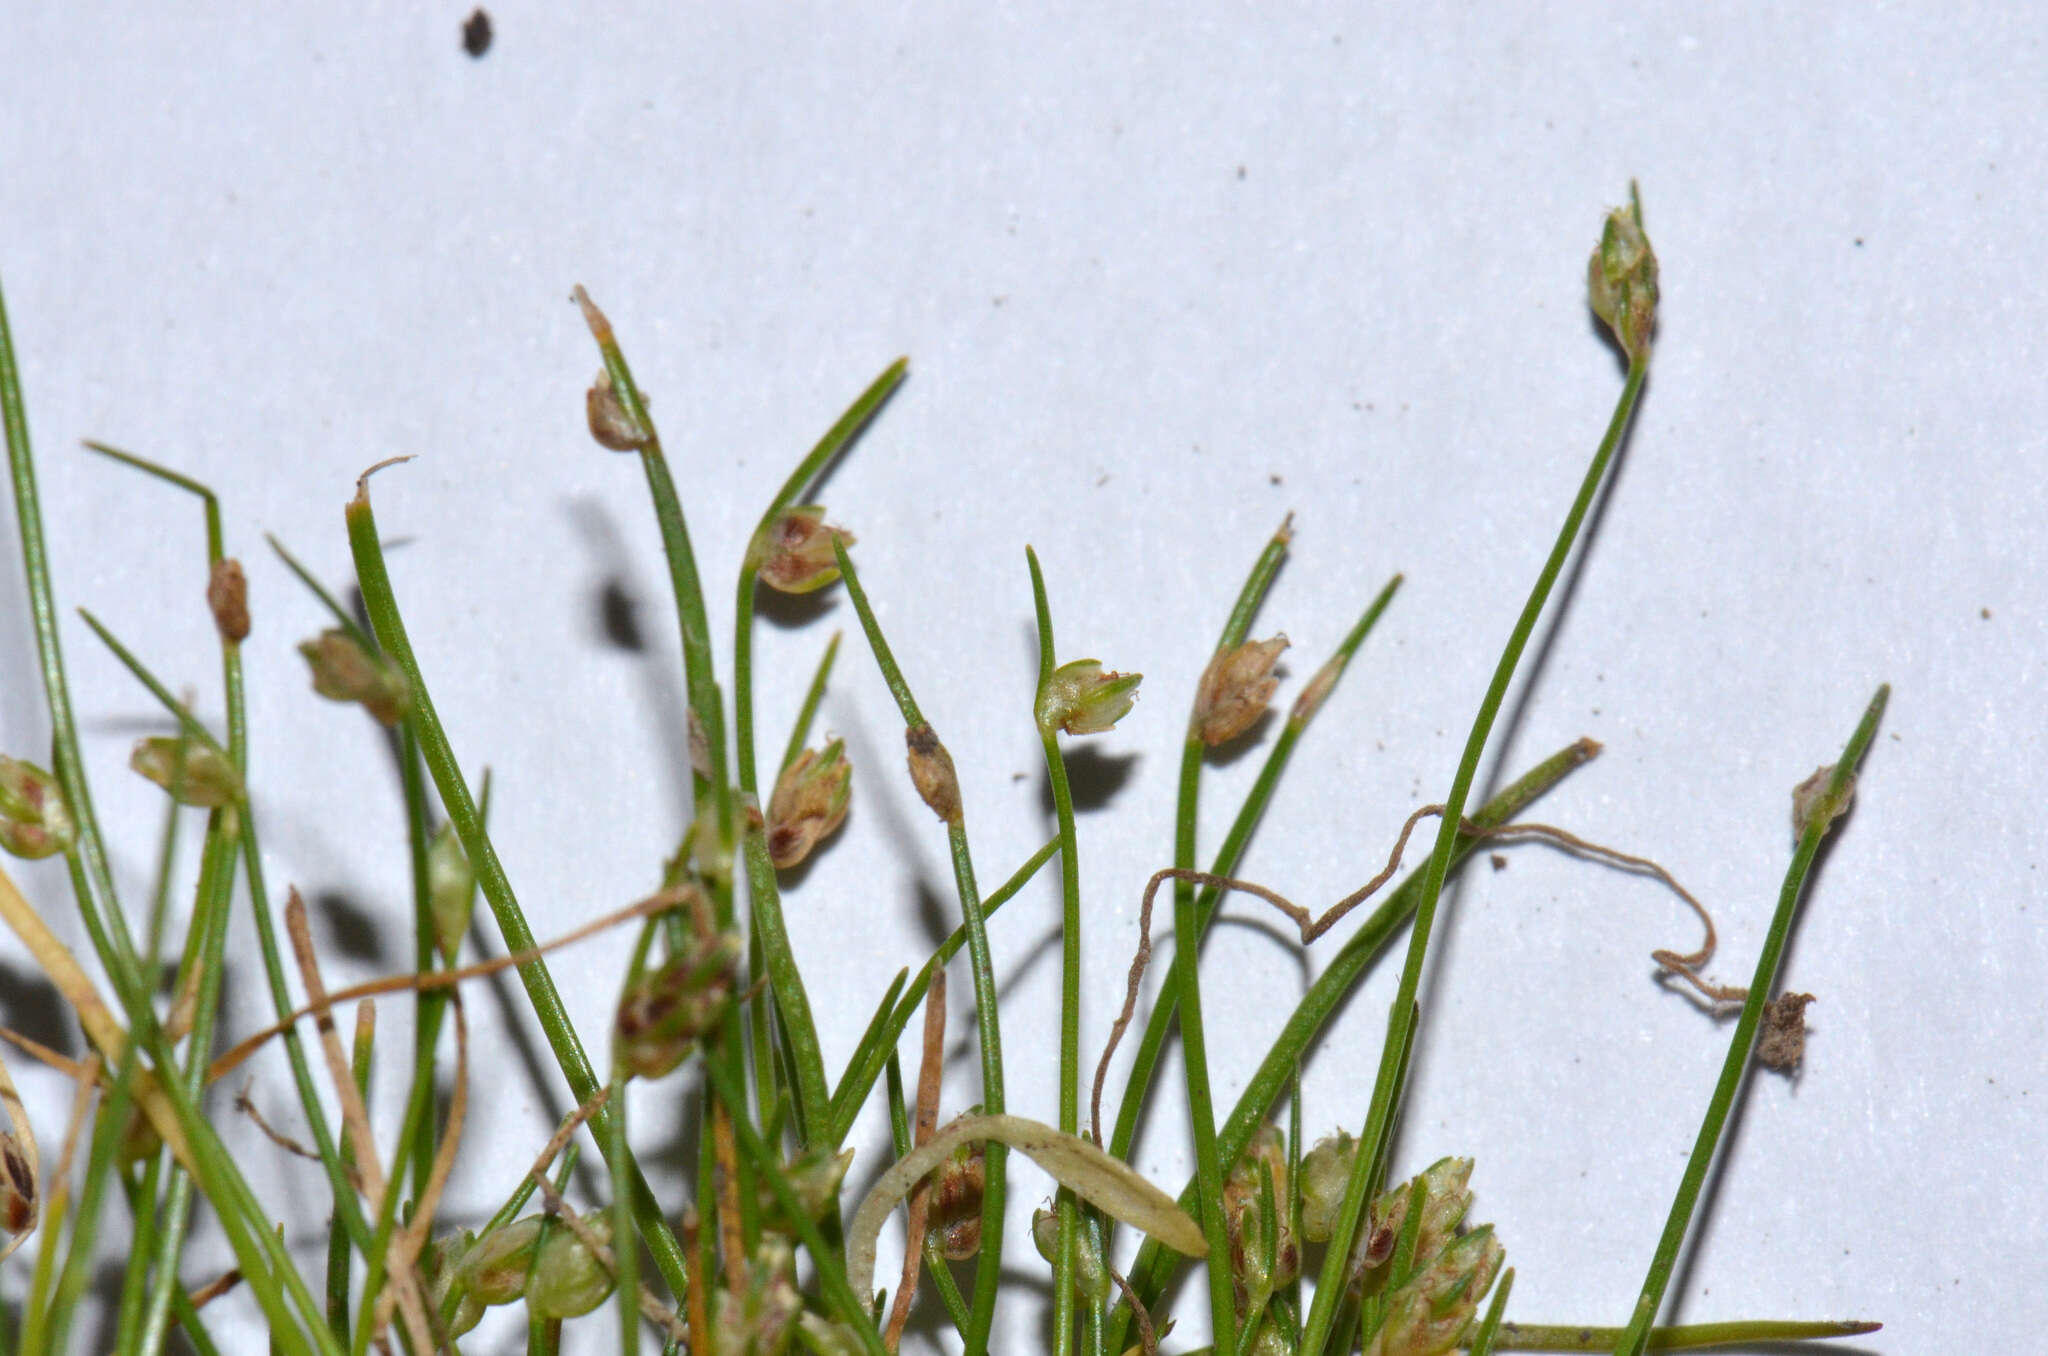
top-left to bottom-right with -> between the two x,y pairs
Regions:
345,479 -> 689,1304
832,536 -> 1012,1352
606,1074 -> 640,1356
1168,520 -> 1290,1354
113,1155 -> 166,1354
780,632 -> 841,775
1299,359 -> 1648,1356
1024,546 -> 1087,1356
579,293 -> 730,840
1612,687 -> 1888,1356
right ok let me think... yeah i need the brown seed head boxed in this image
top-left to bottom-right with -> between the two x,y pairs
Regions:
1193,635 -> 1288,746
767,740 -> 852,868
905,724 -> 962,824
755,506 -> 854,594
206,557 -> 250,642
586,369 -> 652,451
297,629 -> 409,726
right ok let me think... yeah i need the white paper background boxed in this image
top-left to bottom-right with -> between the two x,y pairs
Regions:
2,5 -> 2041,1352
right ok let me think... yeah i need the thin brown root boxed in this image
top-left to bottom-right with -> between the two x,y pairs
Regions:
524,1085 -> 612,1188
188,1267 -> 243,1310
1108,1259 -> 1159,1356
1478,818 -> 1741,1002
211,886 -> 691,1082
235,1081 -> 325,1163
884,969 -> 947,1352
1092,804 -> 1448,1144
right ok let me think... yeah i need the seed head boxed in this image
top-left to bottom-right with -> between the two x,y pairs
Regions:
614,923 -> 744,1079
1036,659 -> 1142,736
525,1215 -> 616,1321
129,736 -> 242,809
206,557 -> 250,643
754,505 -> 854,594
426,822 -> 478,962
1791,763 -> 1856,842
297,629 -> 409,726
1587,183 -> 1659,363
586,369 -> 652,451
905,724 -> 963,825
928,1137 -> 988,1259
1032,1203 -> 1111,1303
0,755 -> 76,860
767,739 -> 852,869
1193,635 -> 1288,746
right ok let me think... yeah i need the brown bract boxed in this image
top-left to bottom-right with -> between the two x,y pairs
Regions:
1192,635 -> 1288,746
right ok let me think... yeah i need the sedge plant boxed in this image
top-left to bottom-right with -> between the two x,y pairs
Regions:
0,188 -> 1885,1354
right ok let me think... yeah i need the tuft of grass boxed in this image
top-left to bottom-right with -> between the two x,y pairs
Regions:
0,192 -> 1883,1354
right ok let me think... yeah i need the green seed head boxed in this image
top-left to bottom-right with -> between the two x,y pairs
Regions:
0,755 -> 76,859
1587,183 -> 1659,363
1036,659 -> 1142,736
128,736 -> 242,809
297,628 -> 410,726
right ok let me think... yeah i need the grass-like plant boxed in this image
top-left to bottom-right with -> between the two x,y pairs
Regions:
0,189 -> 1886,1354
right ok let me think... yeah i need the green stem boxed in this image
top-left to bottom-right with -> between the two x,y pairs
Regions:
345,478 -> 689,1305
831,538 -> 1010,1353
1169,520 -> 1290,1355
1611,688 -> 1888,1356
1024,546 -> 1084,1356
1299,359 -> 1647,1356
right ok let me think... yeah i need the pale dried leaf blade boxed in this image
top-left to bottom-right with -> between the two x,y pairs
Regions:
847,1113 -> 1204,1301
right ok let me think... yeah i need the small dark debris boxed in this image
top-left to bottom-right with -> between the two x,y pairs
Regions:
1490,853 -> 1508,871
1854,237 -> 1865,247
1756,992 -> 1816,1073
1269,473 -> 1283,486
1981,606 -> 1992,619
1236,165 -> 1247,180
462,8 -> 493,57
1012,772 -> 1027,782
